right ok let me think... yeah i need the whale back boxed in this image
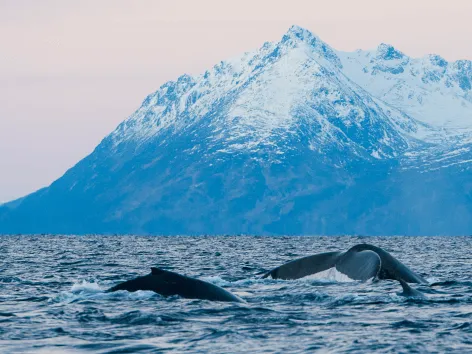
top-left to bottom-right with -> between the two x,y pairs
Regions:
107,268 -> 243,302
262,251 -> 342,280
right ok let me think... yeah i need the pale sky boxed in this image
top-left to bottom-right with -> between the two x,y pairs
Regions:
1,0 -> 472,203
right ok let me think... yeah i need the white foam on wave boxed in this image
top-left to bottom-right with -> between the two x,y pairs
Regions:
232,291 -> 253,298
70,280 -> 103,294
52,280 -> 159,304
426,276 -> 440,284
111,290 -> 158,300
48,280 -> 104,304
234,278 -> 262,286
201,276 -> 232,287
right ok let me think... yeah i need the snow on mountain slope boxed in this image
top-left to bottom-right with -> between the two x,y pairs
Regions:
108,25 -> 428,162
1,25 -> 472,236
338,44 -> 472,138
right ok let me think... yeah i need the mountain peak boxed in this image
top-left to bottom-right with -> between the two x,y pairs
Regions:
281,25 -> 342,68
376,43 -> 405,60
284,25 -> 319,41
426,54 -> 448,67
281,25 -> 326,49
2,27 -> 472,236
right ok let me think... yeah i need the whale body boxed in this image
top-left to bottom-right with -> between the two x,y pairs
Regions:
262,243 -> 427,284
107,267 -> 243,302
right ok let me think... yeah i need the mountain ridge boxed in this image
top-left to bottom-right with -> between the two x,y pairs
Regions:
1,25 -> 471,235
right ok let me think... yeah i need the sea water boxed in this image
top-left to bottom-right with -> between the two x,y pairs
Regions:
1,235 -> 471,353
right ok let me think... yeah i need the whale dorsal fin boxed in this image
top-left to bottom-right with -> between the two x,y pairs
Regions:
151,267 -> 168,275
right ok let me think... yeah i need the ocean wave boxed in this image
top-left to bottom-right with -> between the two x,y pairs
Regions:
2,235 -> 471,353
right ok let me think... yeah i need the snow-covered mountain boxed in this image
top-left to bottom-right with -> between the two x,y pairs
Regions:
339,43 -> 472,138
1,25 -> 471,235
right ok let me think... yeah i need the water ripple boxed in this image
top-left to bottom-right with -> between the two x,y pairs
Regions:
0,235 -> 471,353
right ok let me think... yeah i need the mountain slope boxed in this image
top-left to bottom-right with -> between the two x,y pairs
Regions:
338,44 -> 472,137
1,25 -> 471,235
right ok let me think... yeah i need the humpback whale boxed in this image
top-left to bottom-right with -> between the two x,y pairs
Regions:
262,243 -> 427,284
107,267 -> 244,302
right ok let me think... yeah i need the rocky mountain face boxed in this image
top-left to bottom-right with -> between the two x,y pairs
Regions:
1,26 -> 471,235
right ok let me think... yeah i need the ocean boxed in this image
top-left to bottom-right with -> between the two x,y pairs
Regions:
1,235 -> 471,353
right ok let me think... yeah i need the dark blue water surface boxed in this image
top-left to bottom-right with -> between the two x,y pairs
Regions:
1,236 -> 471,353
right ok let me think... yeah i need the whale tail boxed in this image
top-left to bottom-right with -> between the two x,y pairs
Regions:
398,279 -> 426,299
261,251 -> 342,280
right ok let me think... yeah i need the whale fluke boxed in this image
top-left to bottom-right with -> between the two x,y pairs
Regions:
398,279 -> 426,299
335,249 -> 381,281
348,244 -> 427,284
107,267 -> 244,302
261,251 -> 342,280
263,244 -> 426,284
